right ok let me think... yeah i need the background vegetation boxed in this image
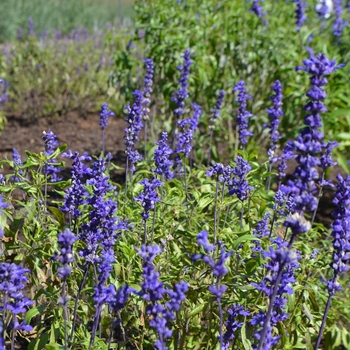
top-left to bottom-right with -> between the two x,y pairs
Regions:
0,0 -> 350,349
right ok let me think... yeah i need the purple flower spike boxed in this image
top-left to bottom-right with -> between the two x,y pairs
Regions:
135,178 -> 163,221
99,102 -> 115,129
42,130 -> 61,181
227,156 -> 253,201
281,53 -> 343,216
266,81 -> 283,164
250,0 -> 267,24
137,245 -> 188,350
223,304 -> 250,347
172,49 -> 193,118
295,0 -> 307,30
175,103 -> 202,159
209,90 -> 225,130
314,174 -> 350,349
333,0 -> 348,37
233,81 -> 253,148
153,132 -> 174,180
56,229 -> 78,278
124,90 -> 144,173
142,58 -> 154,121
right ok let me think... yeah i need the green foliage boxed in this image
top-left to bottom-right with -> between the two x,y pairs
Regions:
0,0 -> 134,42
0,27 -> 134,121
110,0 -> 350,161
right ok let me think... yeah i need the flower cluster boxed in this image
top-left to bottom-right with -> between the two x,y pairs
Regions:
233,81 -> 253,148
333,0 -> 348,37
192,231 -> 233,289
327,174 -> 350,294
266,80 -> 283,164
0,263 -> 33,345
251,238 -> 300,349
227,156 -> 253,201
223,304 -> 250,348
135,178 -> 163,221
153,132 -> 174,180
209,90 -> 225,130
55,229 -> 78,278
12,148 -> 24,182
138,245 -> 188,350
281,52 -> 343,215
295,0 -> 307,30
60,150 -> 92,218
172,49 -> 193,119
175,102 -> 202,159
99,102 -> 115,129
124,90 -> 144,173
250,0 -> 266,24
252,213 -> 271,256
42,129 -> 61,181
193,231 -> 232,347
142,58 -> 154,121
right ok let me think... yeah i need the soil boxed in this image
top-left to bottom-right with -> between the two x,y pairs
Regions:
0,110 -> 344,227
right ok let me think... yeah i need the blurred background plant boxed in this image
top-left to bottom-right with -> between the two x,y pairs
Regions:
109,0 -> 350,170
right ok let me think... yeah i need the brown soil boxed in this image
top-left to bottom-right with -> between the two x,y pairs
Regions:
0,110 -> 128,183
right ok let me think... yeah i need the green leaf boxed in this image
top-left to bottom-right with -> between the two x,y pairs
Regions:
188,303 -> 205,317
233,235 -> 259,250
47,206 -> 65,230
25,305 -> 47,324
241,323 -> 252,350
46,344 -> 65,350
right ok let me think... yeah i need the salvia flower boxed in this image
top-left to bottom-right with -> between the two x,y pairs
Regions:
209,90 -> 225,130
266,81 -> 283,164
175,103 -> 202,159
192,231 -> 233,347
223,304 -> 250,349
0,262 -> 33,345
295,0 -> 307,30
333,0 -> 348,37
250,0 -> 267,24
60,151 -> 92,218
227,156 -> 253,201
124,90 -> 144,173
42,130 -> 61,181
153,132 -> 174,180
314,174 -> 350,349
55,229 -> 78,278
142,58 -> 154,121
252,239 -> 300,349
252,213 -> 271,256
138,245 -> 188,350
12,148 -> 24,182
99,102 -> 114,129
135,178 -> 163,221
282,53 -> 343,215
172,49 -> 193,119
233,81 -> 253,148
